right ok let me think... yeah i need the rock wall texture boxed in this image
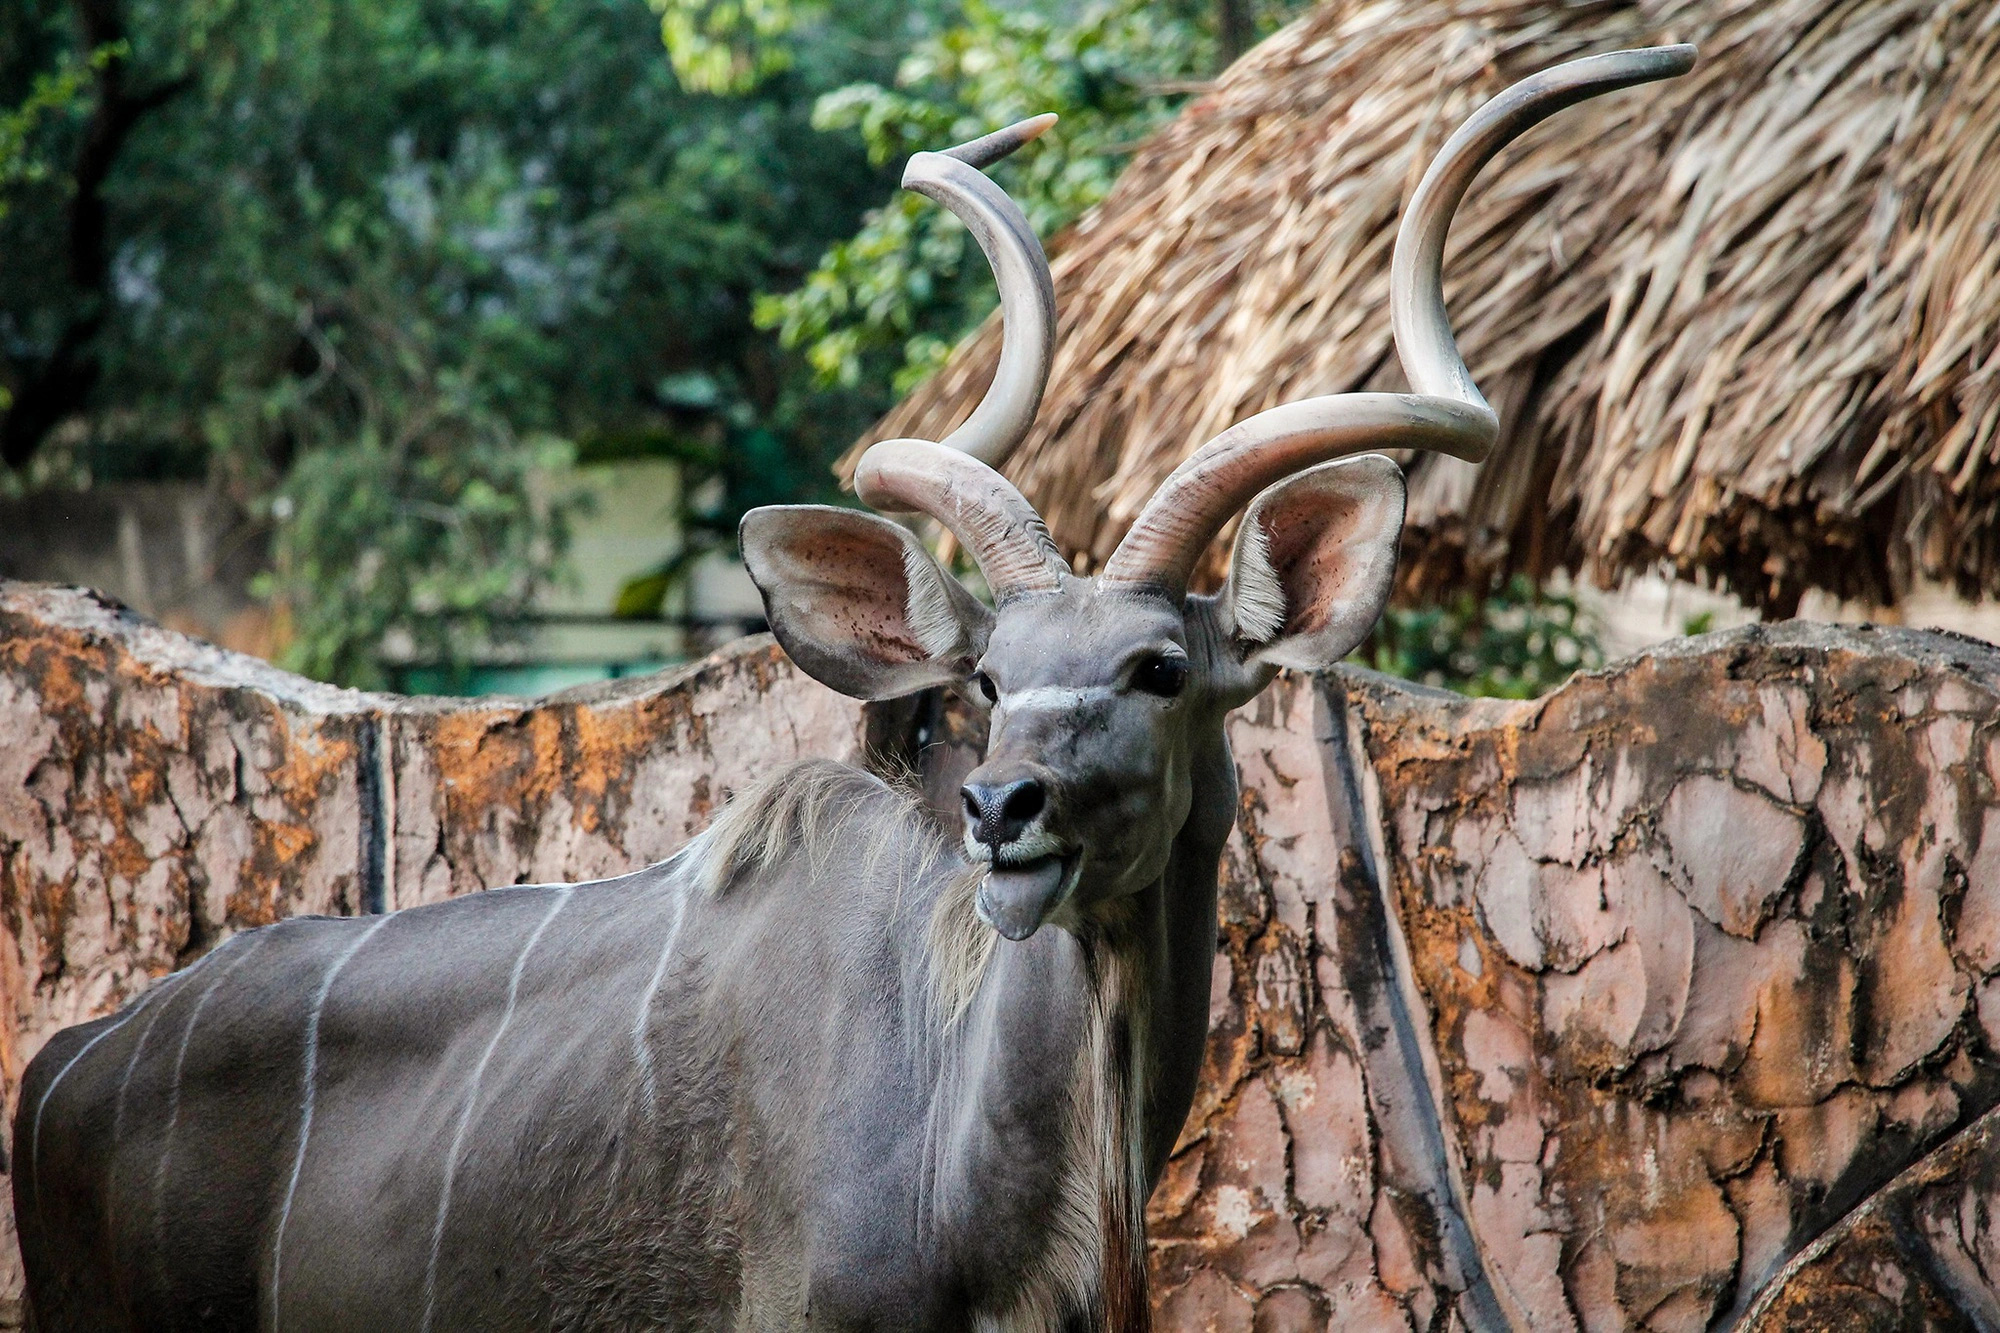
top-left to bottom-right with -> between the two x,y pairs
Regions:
1155,622 -> 2000,1331
1736,1100 -> 2000,1331
2,584 -> 1998,1330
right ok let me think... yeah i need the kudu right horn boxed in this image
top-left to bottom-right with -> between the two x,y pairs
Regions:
856,45 -> 1696,605
1098,44 -> 1697,595
853,115 -> 1069,602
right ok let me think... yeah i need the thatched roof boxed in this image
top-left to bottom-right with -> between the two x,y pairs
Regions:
855,0 -> 2000,612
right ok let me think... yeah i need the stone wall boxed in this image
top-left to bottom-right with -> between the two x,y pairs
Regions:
1156,623 -> 2000,1330
3,584 -> 1998,1328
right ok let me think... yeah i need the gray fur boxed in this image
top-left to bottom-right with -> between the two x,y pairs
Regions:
13,751 -> 1235,1329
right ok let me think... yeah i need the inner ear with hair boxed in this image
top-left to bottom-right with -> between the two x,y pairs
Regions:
739,506 -> 990,701
1220,455 -> 1407,671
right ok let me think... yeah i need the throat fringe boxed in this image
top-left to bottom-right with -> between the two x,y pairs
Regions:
1004,930 -> 1153,1333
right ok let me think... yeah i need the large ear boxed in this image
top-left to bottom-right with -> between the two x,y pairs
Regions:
1217,455 -> 1407,672
740,505 -> 992,701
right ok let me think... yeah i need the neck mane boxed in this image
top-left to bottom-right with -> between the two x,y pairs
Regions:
924,725 -> 1235,1331
691,743 -> 1233,1331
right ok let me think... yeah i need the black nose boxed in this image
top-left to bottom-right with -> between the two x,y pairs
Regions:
961,777 -> 1046,848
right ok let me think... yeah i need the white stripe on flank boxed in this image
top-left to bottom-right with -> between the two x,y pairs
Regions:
420,887 -> 573,1333
630,872 -> 692,1114
996,685 -> 1117,714
101,973 -> 185,1247
27,969 -> 189,1234
269,916 -> 389,1329
152,931 -> 269,1300
111,985 -> 177,1145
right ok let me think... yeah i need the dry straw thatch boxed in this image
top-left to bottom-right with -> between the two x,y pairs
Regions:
853,0 -> 2000,611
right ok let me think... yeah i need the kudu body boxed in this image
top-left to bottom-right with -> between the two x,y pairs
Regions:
15,48 -> 1691,1332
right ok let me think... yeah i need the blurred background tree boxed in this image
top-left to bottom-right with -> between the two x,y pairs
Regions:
616,0 -> 1307,618
1,0 -> 1601,697
751,0 -> 1302,397
0,44 -> 93,226
1361,576 -> 1603,701
2,0 -> 909,685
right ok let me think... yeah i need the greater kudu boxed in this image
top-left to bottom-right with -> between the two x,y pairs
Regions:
15,46 -> 1692,1331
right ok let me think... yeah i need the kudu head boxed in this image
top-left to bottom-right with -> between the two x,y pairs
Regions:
743,47 -> 1694,941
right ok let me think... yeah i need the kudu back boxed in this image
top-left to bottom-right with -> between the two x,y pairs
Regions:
14,47 -> 1693,1332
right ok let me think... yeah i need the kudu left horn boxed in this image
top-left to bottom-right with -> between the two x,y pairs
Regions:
15,47 -> 1692,1333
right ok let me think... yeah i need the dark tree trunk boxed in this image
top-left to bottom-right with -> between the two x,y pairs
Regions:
0,0 -> 190,470
1216,0 -> 1251,74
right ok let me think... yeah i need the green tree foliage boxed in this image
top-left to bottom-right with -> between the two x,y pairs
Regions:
0,48 -> 94,225
604,0 -> 1303,620
652,0 -> 805,95
1361,575 -> 1604,699
1,0 -> 908,686
0,48 -> 93,421
756,0 -> 1304,394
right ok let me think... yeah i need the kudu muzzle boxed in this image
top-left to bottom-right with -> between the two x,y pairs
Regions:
963,766 -> 1069,940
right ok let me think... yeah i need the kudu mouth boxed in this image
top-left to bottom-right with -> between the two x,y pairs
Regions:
965,817 -> 1078,940
973,849 -> 1081,942
961,765 -> 1079,939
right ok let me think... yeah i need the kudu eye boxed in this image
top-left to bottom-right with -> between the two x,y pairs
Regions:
1131,654 -> 1189,698
972,671 -> 998,704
